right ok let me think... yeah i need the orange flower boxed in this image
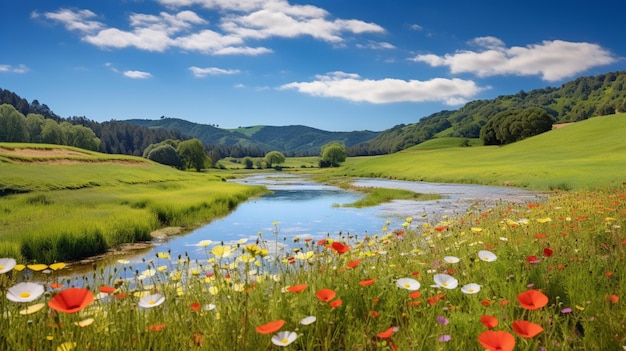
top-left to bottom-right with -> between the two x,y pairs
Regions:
346,259 -> 361,268
190,302 -> 201,311
477,330 -> 515,351
369,310 -> 379,318
147,323 -> 167,332
255,320 -> 285,334
512,320 -> 544,338
49,283 -> 63,289
606,294 -> 619,303
193,333 -> 205,346
408,301 -> 421,306
409,291 -> 421,299
99,285 -> 116,294
480,299 -> 491,307
359,278 -> 376,287
331,242 -> 350,254
286,284 -> 308,293
377,327 -> 394,339
316,288 -> 336,302
517,289 -> 548,310
330,299 -> 343,308
479,315 -> 498,329
48,287 -> 94,314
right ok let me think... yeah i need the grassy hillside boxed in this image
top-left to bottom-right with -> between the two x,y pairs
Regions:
320,114 -> 626,191
0,144 -> 267,262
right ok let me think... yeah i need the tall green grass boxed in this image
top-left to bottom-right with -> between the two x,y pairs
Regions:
0,145 -> 268,262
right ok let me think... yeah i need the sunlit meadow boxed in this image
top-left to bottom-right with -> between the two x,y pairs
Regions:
1,187 -> 624,350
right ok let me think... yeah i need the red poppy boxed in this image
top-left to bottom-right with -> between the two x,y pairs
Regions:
499,299 -> 510,306
147,323 -> 167,332
480,299 -> 491,307
331,242 -> 350,254
255,320 -> 285,334
346,259 -> 361,268
479,315 -> 498,329
377,327 -> 394,339
49,283 -> 63,289
316,288 -> 336,302
534,233 -> 547,239
330,299 -> 343,308
369,310 -> 379,318
606,294 -> 619,303
543,248 -> 554,257
517,289 -> 548,310
408,301 -> 421,306
286,284 -> 308,293
526,255 -> 538,263
359,278 -> 376,287
190,302 -> 201,311
317,239 -> 328,246
477,330 -> 515,351
409,291 -> 421,299
512,320 -> 544,338
99,285 -> 116,294
304,238 -> 313,243
48,287 -> 94,314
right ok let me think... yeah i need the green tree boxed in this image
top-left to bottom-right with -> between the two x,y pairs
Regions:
40,119 -> 63,145
480,108 -> 553,145
176,138 -> 207,171
147,144 -> 183,168
25,113 -> 45,143
71,125 -> 100,151
242,157 -> 254,169
264,151 -> 285,168
320,142 -> 346,167
0,104 -> 28,142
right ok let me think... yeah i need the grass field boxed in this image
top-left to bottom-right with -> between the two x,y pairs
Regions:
305,113 -> 626,191
0,144 -> 267,262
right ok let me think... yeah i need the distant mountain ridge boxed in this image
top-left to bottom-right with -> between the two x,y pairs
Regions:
3,70 -> 625,157
125,118 -> 380,156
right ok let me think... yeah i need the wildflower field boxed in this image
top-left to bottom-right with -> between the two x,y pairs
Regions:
1,187 -> 624,350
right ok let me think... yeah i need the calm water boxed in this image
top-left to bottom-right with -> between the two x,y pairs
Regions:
59,174 -> 544,277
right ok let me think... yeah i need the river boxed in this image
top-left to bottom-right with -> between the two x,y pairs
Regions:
56,174 -> 544,278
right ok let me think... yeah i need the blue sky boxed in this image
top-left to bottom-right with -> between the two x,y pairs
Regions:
2,0 -> 624,132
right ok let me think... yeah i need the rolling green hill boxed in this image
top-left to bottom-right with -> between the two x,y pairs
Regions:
332,113 -> 626,191
126,118 -> 379,156
355,70 -> 626,154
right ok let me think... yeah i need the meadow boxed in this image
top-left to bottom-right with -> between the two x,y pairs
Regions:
0,143 -> 268,262
0,187 -> 624,350
0,114 -> 625,350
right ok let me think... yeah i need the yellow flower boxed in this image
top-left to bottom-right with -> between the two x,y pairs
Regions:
237,254 -> 256,263
156,252 -> 170,259
536,217 -> 552,223
49,262 -> 66,270
19,303 -> 45,315
212,245 -> 232,258
471,227 -> 483,233
157,265 -> 168,272
198,240 -> 212,247
27,264 -> 48,272
209,286 -> 219,296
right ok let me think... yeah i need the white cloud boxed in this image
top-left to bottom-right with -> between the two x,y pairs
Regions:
38,8 -> 104,33
189,66 -> 240,77
41,2 -> 385,55
123,70 -> 153,79
0,64 -> 29,74
279,71 -> 482,105
411,36 -> 618,81
356,41 -> 395,50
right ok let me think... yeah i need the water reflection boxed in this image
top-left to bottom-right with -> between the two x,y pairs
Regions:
58,174 -> 543,278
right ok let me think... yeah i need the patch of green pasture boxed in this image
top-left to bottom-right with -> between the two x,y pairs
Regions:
332,114 -> 626,191
342,187 -> 442,208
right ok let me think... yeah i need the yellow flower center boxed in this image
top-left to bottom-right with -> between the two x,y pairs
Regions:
469,288 -> 474,292
482,256 -> 488,261
0,265 -> 4,270
404,283 -> 411,288
281,338 -> 288,344
442,282 -> 448,287
149,300 -> 156,305
20,292 -> 31,298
